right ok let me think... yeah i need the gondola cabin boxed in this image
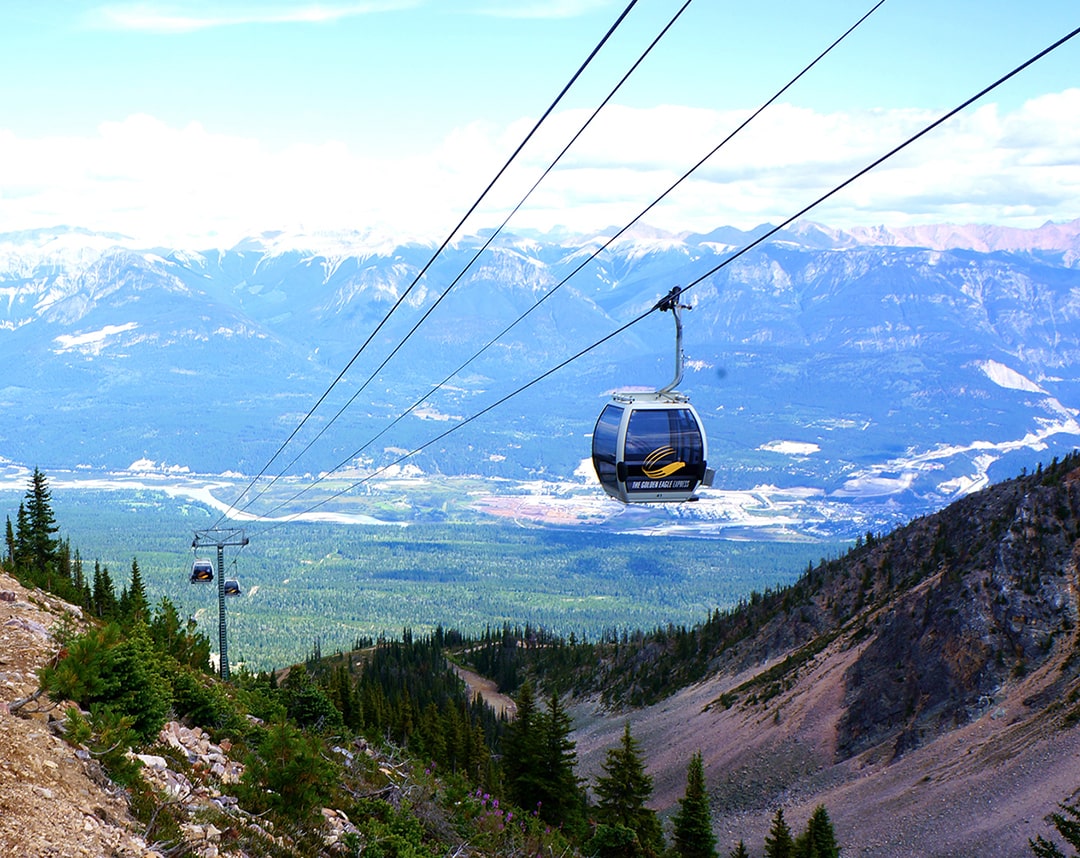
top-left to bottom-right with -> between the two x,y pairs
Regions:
223,578 -> 241,597
190,558 -> 214,584
592,391 -> 712,503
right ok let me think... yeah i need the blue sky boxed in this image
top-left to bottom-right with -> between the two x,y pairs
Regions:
1,1 -> 1077,245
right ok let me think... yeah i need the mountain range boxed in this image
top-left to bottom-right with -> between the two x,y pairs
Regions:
2,218 -> 1079,537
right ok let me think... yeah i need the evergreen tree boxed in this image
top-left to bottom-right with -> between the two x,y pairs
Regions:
729,842 -> 750,858
592,722 -> 663,857
764,808 -> 795,858
56,537 -> 71,583
794,805 -> 839,858
280,664 -> 344,732
91,561 -> 118,620
671,752 -> 717,858
503,680 -> 543,812
124,557 -> 150,623
1030,797 -> 1080,857
536,691 -> 584,833
13,503 -> 28,569
4,515 -> 14,564
21,468 -> 59,582
239,719 -> 337,825
149,597 -> 211,671
70,547 -> 90,607
38,621 -> 171,742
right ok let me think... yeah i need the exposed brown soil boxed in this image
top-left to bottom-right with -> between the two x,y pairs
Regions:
569,614 -> 1080,857
451,663 -> 518,720
0,572 -> 155,857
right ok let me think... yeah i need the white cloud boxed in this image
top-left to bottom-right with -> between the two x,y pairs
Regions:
87,1 -> 418,33
469,0 -> 613,19
1,90 -> 1078,246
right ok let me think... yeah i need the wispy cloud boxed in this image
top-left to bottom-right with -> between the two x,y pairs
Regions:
468,0 -> 614,20
87,1 -> 417,33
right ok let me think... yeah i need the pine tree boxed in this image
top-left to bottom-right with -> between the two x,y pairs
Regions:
671,751 -> 718,858
13,503 -> 28,570
92,561 -> 118,620
729,841 -> 750,858
794,805 -> 839,858
71,548 -> 91,608
22,468 -> 59,583
764,808 -> 795,858
593,722 -> 664,857
1030,797 -> 1080,857
503,680 -> 543,812
124,557 -> 150,623
536,691 -> 584,833
4,515 -> 14,564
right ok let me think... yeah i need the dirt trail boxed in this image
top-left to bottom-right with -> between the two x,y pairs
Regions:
451,663 -> 517,720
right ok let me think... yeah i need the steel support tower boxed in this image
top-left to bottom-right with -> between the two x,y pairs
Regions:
192,527 -> 249,680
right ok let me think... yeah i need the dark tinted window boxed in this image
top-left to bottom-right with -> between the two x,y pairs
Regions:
591,404 -> 624,489
623,407 -> 704,492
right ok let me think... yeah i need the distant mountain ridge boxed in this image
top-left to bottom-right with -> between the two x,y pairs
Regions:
2,218 -> 1079,537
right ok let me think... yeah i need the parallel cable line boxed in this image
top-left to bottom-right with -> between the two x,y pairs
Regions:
246,0 -> 888,520
235,0 -> 699,519
212,0 -> 643,528
249,23 -> 1080,531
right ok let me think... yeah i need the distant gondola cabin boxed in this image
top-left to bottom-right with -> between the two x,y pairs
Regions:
190,559 -> 214,583
223,578 -> 241,596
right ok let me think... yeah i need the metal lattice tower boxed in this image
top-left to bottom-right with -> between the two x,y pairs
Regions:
192,527 -> 249,680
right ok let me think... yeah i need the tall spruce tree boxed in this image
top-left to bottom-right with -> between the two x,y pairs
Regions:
13,503 -> 28,570
124,558 -> 150,623
536,691 -> 584,833
21,468 -> 60,583
729,842 -> 750,858
503,680 -> 543,812
92,561 -> 118,620
5,515 -> 15,564
671,751 -> 718,858
592,722 -> 664,857
764,808 -> 795,858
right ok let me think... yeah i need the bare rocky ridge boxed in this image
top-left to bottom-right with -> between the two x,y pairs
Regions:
0,573 -> 369,857
568,464 -> 1080,856
570,596 -> 1080,855
0,572 -> 154,857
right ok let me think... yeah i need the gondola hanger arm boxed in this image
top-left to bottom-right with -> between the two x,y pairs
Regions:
654,285 -> 691,313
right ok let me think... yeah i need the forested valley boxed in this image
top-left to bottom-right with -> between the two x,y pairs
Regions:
32,484 -> 836,671
5,465 -> 1080,857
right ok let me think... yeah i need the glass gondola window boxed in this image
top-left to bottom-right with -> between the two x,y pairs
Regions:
592,404 -> 624,492
624,407 -> 704,494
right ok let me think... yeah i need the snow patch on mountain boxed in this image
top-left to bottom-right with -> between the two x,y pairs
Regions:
759,440 -> 821,455
978,359 -> 1046,393
53,322 -> 138,354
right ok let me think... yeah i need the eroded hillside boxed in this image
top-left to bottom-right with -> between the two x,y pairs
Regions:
564,458 -> 1080,855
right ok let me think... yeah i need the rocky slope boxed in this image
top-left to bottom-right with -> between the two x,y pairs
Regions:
0,572 -> 154,856
568,460 -> 1080,856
